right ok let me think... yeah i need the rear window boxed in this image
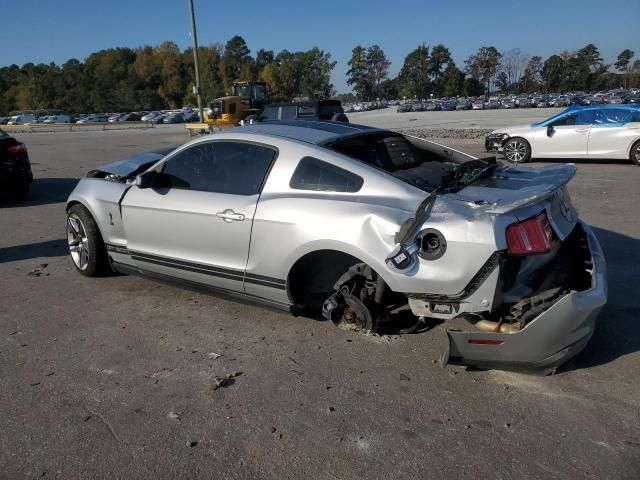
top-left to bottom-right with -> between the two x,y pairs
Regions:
290,157 -> 363,193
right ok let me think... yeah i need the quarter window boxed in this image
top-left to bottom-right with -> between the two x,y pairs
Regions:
290,157 -> 363,193
551,114 -> 577,127
162,141 -> 275,195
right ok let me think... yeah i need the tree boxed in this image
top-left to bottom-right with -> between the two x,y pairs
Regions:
615,49 -> 635,88
541,55 -> 564,92
220,35 -> 251,91
442,62 -> 464,97
465,46 -> 502,95
521,56 -> 542,92
346,46 -> 369,99
397,44 -> 430,100
366,45 -> 390,99
429,44 -> 452,86
500,48 -> 529,90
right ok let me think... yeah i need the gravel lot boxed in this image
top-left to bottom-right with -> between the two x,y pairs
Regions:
1,123 -> 639,479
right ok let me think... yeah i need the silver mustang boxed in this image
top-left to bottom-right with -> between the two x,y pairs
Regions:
66,120 -> 607,372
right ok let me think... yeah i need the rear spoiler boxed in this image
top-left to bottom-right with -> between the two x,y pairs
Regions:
485,164 -> 576,215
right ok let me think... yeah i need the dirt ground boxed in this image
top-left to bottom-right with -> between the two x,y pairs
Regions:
1,125 -> 639,479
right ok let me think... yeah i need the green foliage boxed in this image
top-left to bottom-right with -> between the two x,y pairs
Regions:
346,45 -> 390,100
264,48 -> 336,102
0,36 -> 336,115
397,44 -> 431,100
442,62 -> 464,97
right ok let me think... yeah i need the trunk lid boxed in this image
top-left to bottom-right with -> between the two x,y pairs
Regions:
455,163 -> 577,240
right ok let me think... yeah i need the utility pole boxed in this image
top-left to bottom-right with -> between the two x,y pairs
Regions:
187,0 -> 204,122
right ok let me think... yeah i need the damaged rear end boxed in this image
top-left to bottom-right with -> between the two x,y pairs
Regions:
400,163 -> 607,373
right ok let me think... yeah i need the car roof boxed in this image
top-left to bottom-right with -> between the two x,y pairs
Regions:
236,120 -> 384,145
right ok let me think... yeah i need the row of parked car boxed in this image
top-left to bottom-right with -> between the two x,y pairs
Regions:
0,108 -> 201,125
395,89 -> 640,113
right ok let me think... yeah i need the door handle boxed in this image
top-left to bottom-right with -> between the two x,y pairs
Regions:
216,209 -> 245,222
575,128 -> 589,133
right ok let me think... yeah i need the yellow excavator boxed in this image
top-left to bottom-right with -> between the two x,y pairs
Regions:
204,81 -> 267,128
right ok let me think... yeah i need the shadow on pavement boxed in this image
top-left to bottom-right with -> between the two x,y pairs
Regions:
0,239 -> 68,263
566,226 -> 640,371
0,178 -> 78,207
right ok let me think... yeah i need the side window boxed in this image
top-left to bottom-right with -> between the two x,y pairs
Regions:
601,109 -> 632,124
577,110 -> 600,125
280,106 -> 297,120
632,110 -> 640,123
162,142 -> 275,195
290,157 -> 363,193
551,114 -> 577,127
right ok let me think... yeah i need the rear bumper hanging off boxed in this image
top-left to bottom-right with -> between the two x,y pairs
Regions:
440,221 -> 607,373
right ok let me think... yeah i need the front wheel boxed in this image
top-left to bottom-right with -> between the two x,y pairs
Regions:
630,140 -> 640,166
503,137 -> 532,164
66,204 -> 111,277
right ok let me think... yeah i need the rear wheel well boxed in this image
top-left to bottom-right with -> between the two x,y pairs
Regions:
288,250 -> 364,309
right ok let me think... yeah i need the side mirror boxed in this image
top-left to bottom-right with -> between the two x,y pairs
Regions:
135,170 -> 159,189
546,125 -> 554,137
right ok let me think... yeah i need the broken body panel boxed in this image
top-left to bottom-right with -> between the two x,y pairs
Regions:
66,122 -> 607,373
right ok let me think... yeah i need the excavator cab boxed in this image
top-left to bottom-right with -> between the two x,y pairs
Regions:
205,81 -> 267,128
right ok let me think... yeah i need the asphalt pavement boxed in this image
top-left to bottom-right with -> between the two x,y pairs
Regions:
1,122 -> 639,479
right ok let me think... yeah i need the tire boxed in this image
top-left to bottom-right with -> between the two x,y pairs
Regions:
630,140 -> 640,166
331,112 -> 349,123
11,184 -> 29,199
66,204 -> 111,277
503,137 -> 532,164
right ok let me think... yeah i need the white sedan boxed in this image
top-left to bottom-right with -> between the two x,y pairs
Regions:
485,105 -> 640,165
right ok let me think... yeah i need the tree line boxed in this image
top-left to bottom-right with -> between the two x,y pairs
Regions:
0,35 -> 335,114
347,43 -> 638,101
1,36 -> 638,114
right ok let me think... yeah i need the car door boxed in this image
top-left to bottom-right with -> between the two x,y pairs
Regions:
587,108 -> 637,159
532,112 -> 590,158
120,140 -> 276,292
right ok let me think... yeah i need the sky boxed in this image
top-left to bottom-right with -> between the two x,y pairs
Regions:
1,0 -> 639,93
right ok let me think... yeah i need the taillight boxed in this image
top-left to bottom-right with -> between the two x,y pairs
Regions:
6,143 -> 27,154
506,212 -> 555,255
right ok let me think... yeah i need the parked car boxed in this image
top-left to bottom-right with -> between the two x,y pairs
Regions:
65,120 -> 606,372
397,103 -> 412,113
455,98 -> 471,110
515,96 -> 530,108
440,99 -> 457,111
0,129 -> 33,198
7,114 -> 37,125
257,100 -> 348,123
472,99 -> 484,110
500,98 -> 516,109
118,113 -> 142,122
487,98 -> 500,109
163,112 -> 184,124
485,104 -> 640,165
41,115 -> 72,124
77,115 -> 109,123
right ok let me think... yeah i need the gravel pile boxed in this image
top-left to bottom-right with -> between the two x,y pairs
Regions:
397,128 -> 492,140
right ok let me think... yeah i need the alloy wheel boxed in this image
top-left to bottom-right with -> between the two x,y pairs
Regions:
67,214 -> 90,270
505,140 -> 527,163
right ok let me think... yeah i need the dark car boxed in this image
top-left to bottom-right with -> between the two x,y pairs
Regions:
257,100 -> 348,123
0,129 -> 33,198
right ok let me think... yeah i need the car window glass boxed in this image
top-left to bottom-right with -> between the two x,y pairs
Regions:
551,114 -> 577,127
577,110 -> 599,125
290,157 -> 363,193
632,110 -> 640,122
162,142 -> 275,195
600,109 -> 632,124
281,106 -> 297,120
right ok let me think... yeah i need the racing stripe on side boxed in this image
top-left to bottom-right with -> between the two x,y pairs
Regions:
128,250 -> 286,290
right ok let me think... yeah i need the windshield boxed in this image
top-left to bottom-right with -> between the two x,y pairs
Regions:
252,84 -> 266,101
